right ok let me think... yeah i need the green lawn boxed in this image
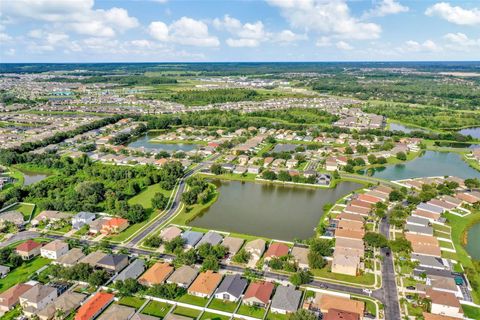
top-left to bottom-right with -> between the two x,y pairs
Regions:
266,311 -> 289,320
171,187 -> 219,226
236,303 -> 266,319
176,294 -> 209,307
0,257 -> 50,293
200,312 -> 231,320
142,300 -> 173,318
441,250 -> 459,261
128,184 -> 172,209
173,306 -> 202,318
438,240 -> 455,249
1,306 -> 22,320
462,304 -> 480,319
208,298 -> 239,313
433,224 -> 451,233
311,265 -> 375,285
118,296 -> 146,309
4,203 -> 35,220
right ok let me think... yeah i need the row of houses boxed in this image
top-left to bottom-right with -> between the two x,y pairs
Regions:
331,185 -> 393,276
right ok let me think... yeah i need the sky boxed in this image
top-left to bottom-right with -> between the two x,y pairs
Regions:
0,0 -> 479,62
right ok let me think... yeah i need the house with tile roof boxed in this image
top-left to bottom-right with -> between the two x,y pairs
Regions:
75,292 -> 115,320
139,262 -> 174,286
181,231 -> 203,249
243,281 -> 274,307
196,231 -> 223,248
15,240 -> 42,260
98,304 -> 136,320
55,248 -> 85,267
37,291 -> 86,320
0,283 -> 33,313
167,266 -> 199,288
222,236 -> 244,256
188,270 -> 222,298
40,240 -> 69,260
307,293 -> 364,317
426,289 -> 463,319
291,246 -> 309,270
100,217 -> 129,235
19,284 -> 58,317
264,243 -> 290,261
160,226 -> 183,241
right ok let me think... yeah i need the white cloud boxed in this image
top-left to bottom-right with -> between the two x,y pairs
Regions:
316,36 -> 332,47
2,0 -> 139,37
444,32 -> 480,51
226,38 -> 260,48
363,0 -> 409,18
0,32 -> 12,42
336,41 -> 353,50
402,40 -> 440,52
214,15 -> 268,47
426,2 -> 480,26
274,30 -> 307,43
148,17 -> 219,47
267,0 -> 381,40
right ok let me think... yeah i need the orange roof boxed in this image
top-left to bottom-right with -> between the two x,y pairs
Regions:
337,212 -> 364,222
335,228 -> 364,240
357,194 -> 382,204
337,220 -> 364,232
264,243 -> 290,259
16,240 -> 41,253
75,292 -> 114,320
324,309 -> 359,320
139,262 -> 174,286
349,200 -> 372,209
413,209 -> 440,220
426,289 -> 462,309
405,233 -> 439,246
0,284 -> 33,309
243,281 -> 274,305
422,312 -> 461,320
315,294 -> 364,315
344,205 -> 370,216
188,270 -> 222,296
105,217 -> 128,228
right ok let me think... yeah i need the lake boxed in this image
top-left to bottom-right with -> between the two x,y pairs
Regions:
359,151 -> 480,181
389,122 -> 428,134
458,127 -> 480,139
20,169 -> 49,186
189,180 -> 363,241
127,133 -> 198,152
466,222 -> 480,260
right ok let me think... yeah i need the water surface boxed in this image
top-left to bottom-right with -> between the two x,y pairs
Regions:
389,122 -> 428,133
20,170 -> 49,186
189,180 -> 362,241
458,127 -> 480,139
127,133 -> 197,152
466,222 -> 480,260
360,151 -> 480,181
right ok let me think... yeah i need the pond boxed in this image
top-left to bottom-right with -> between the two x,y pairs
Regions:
359,151 -> 480,181
433,141 -> 480,149
466,222 -> 480,260
20,169 -> 49,186
458,127 -> 480,139
189,180 -> 363,241
389,122 -> 428,134
127,133 -> 198,152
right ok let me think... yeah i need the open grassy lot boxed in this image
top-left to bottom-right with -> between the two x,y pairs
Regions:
118,296 -> 146,309
128,184 -> 172,209
3,202 -> 35,220
170,187 -> 219,226
236,303 -> 266,319
311,264 -> 375,286
208,298 -> 239,313
200,312 -> 231,320
438,240 -> 455,249
0,257 -> 50,293
173,306 -> 202,318
141,300 -> 172,318
462,304 -> 480,319
176,294 -> 209,307
266,311 -> 289,320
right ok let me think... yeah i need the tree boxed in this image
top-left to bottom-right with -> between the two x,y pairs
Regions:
145,235 -> 163,248
465,178 -> 480,190
88,270 -> 109,286
396,152 -> 407,161
289,270 -> 313,286
115,278 -> 144,296
278,171 -> 292,182
343,164 -> 354,173
307,251 -> 327,269
152,192 -> 169,210
148,283 -> 186,300
389,190 -> 405,202
309,238 -> 334,257
389,238 -> 412,253
288,309 -> 317,320
164,236 -> 186,253
210,163 -> 223,175
363,232 -> 389,248
262,170 -> 277,180
201,255 -> 219,271
367,154 -> 377,164
124,204 -> 147,223
232,249 -> 252,264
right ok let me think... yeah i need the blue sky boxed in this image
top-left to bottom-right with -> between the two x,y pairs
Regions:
1,0 -> 479,62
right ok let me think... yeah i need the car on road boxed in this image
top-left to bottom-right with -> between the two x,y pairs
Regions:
362,289 -> 372,294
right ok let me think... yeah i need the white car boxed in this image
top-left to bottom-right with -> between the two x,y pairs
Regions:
362,289 -> 372,294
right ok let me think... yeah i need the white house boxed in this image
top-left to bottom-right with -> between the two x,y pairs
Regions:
40,240 -> 69,260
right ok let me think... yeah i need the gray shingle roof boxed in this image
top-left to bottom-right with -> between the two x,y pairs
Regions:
271,286 -> 302,312
196,231 -> 223,247
181,231 -> 203,247
115,259 -> 145,282
216,274 -> 247,299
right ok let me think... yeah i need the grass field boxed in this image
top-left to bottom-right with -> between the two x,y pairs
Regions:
2,202 -> 35,220
173,306 -> 202,318
208,298 -> 239,313
236,303 -> 266,319
0,257 -> 50,293
200,312 -> 230,320
176,294 -> 209,307
266,311 -> 289,320
118,296 -> 146,309
142,300 -> 173,318
462,304 -> 480,319
311,264 -> 375,285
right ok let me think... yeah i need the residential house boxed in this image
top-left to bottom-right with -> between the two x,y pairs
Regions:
196,231 -> 223,247
40,240 -> 69,260
291,246 -> 309,270
334,228 -> 364,241
160,226 -> 183,242
331,251 -> 361,276
139,262 -> 174,286
429,275 -> 462,298
74,292 -> 115,320
96,254 -> 129,273
0,211 -> 24,227
412,209 -> 441,223
222,236 -> 244,256
307,293 -> 364,318
72,212 -> 96,230
418,203 -> 444,215
100,217 -> 129,235
247,165 -> 261,175
243,281 -> 274,308
337,212 -> 364,223
19,284 -> 58,316
270,285 -> 302,314
167,266 -> 199,288
115,259 -> 145,282
335,238 -> 365,257
31,210 -> 70,226
15,240 -> 42,260
357,194 -> 382,204
181,231 -> 203,249
405,234 -> 441,257
423,312 -> 461,320
88,218 -> 109,235
244,239 -> 266,262
344,205 -> 370,216
79,251 -> 108,268
426,289 -> 463,318
412,254 -> 450,271
264,243 -> 289,261
286,159 -> 298,169
405,224 -> 434,236
214,274 -> 248,302
37,291 -> 86,320
188,270 -> 222,298
56,248 -> 85,267
233,166 -> 247,174
98,304 -> 135,320
0,283 -> 33,313
323,309 -> 360,320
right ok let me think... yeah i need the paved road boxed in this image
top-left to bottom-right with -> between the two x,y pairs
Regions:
0,231 -> 41,248
379,219 -> 402,320
127,155 -> 220,247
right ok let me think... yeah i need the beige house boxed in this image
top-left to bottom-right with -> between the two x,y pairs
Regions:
160,226 -> 183,241
55,248 -> 85,267
222,236 -> 244,256
41,240 -> 69,260
19,284 -> 58,317
37,292 -> 86,320
331,251 -> 360,276
244,239 -> 266,265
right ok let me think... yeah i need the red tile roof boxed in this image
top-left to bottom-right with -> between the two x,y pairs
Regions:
75,292 -> 114,320
264,243 -> 289,259
243,281 -> 274,305
15,240 -> 41,253
324,309 -> 360,320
